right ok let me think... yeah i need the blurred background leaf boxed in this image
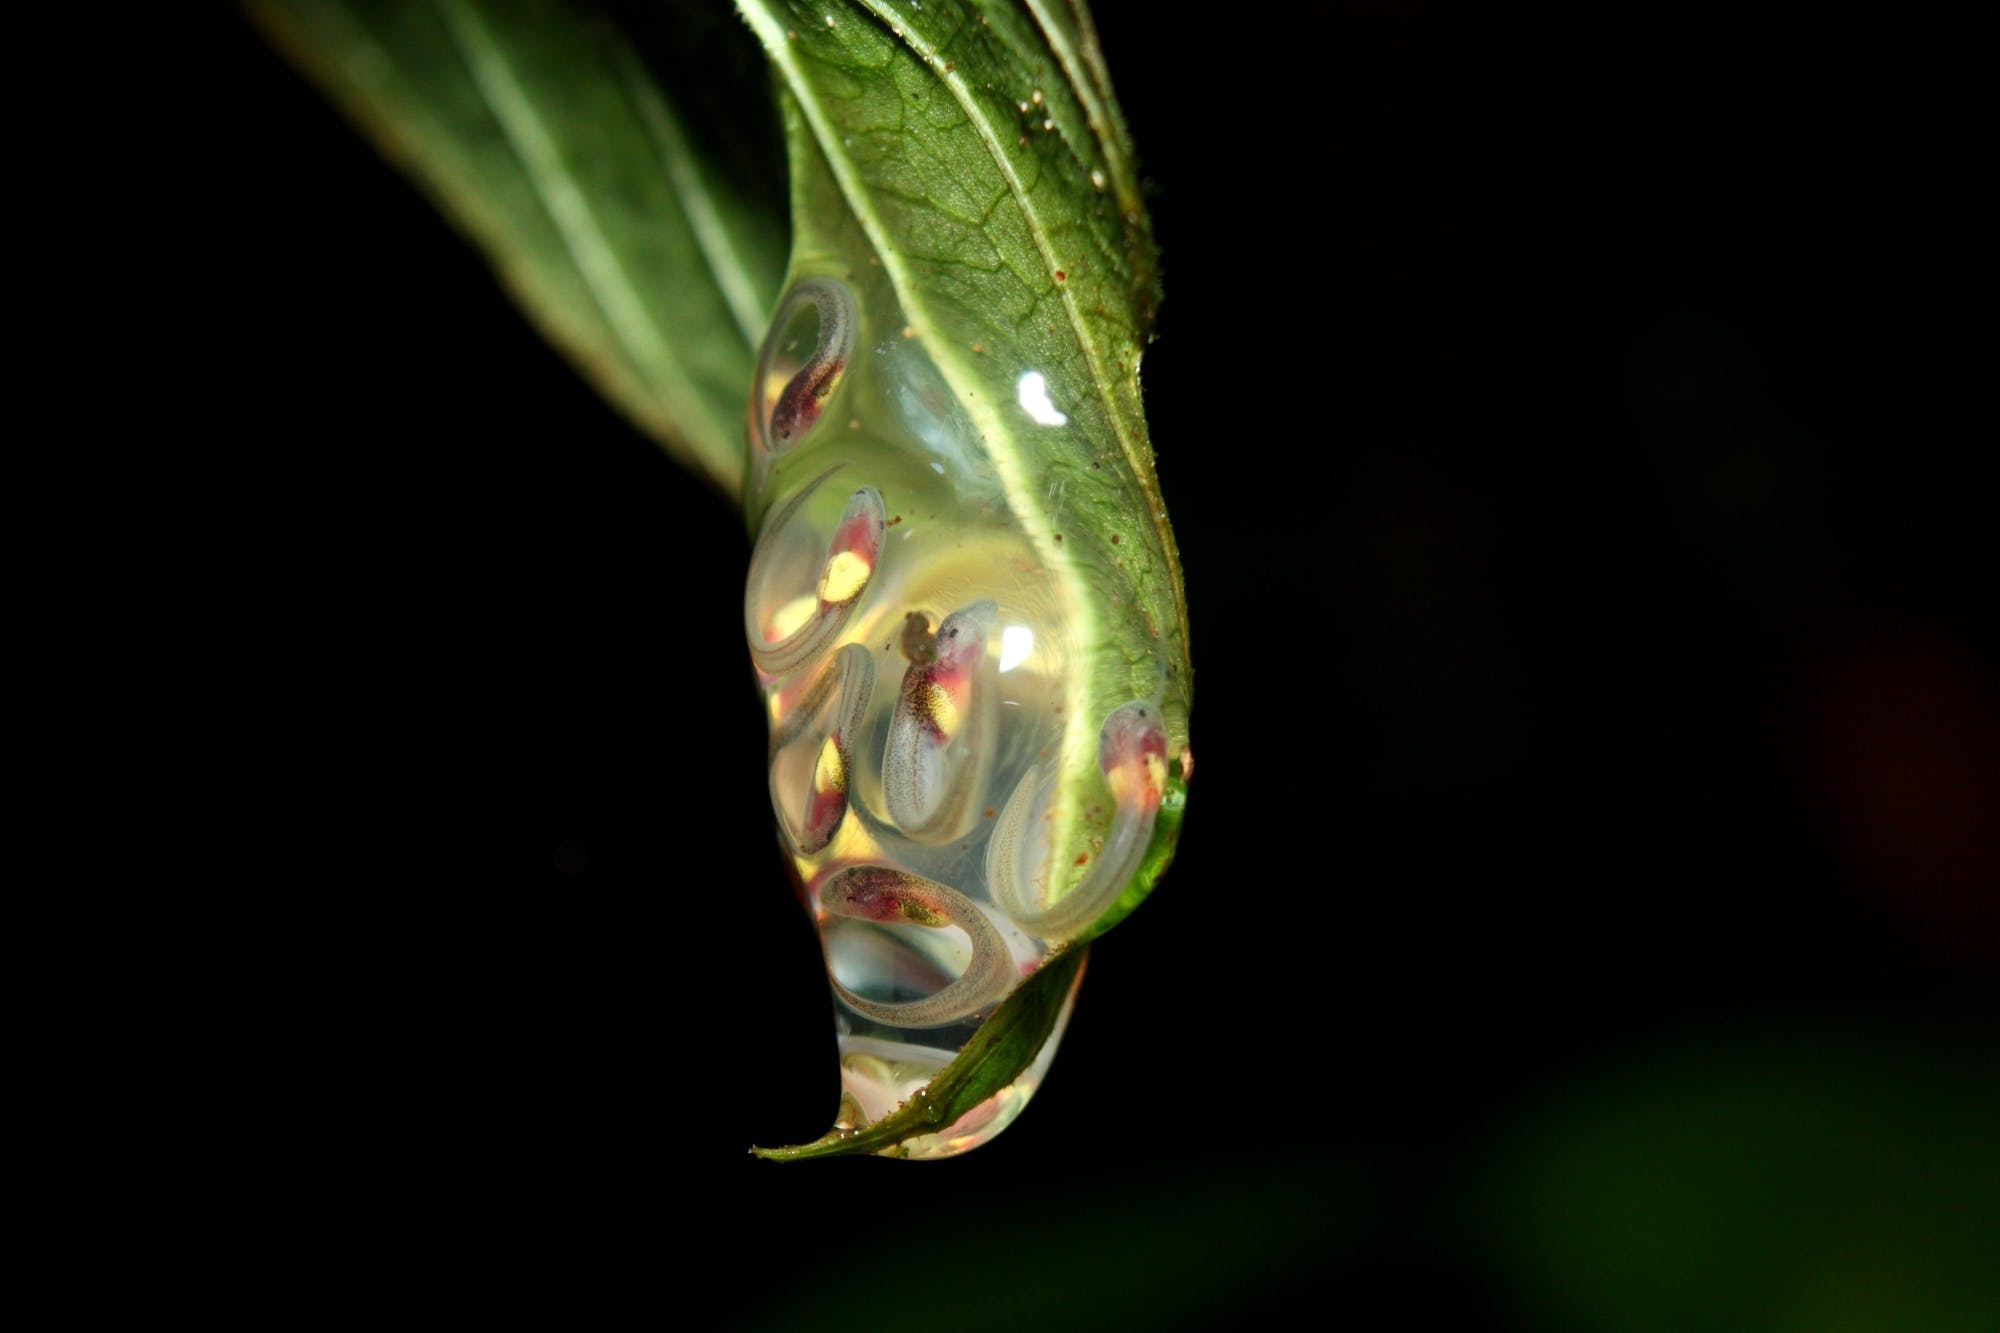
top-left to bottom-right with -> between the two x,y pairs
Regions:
246,0 -> 787,494
1474,1028 -> 1999,1333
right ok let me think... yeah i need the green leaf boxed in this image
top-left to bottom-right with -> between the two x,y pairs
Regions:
740,0 -> 1191,923
743,0 -> 1186,656
244,0 -> 788,494
751,943 -> 1089,1161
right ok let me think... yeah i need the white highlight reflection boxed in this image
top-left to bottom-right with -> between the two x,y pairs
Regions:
998,625 -> 1034,673
1016,371 -> 1068,426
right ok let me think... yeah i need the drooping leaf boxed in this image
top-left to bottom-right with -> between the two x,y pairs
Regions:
244,0 -> 788,494
739,0 -> 1192,928
738,2 -> 1191,1157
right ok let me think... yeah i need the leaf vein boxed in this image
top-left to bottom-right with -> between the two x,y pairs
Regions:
431,0 -> 705,434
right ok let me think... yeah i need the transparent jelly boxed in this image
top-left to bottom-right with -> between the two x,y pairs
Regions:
744,266 -> 1169,1158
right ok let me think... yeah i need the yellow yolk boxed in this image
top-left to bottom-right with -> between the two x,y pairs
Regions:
914,678 -> 959,734
766,593 -> 819,642
817,550 -> 872,604
814,737 -> 846,795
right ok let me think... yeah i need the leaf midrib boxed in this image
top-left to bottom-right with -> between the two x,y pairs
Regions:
854,1 -> 1186,661
855,0 -> 1141,498
433,0 -> 728,456
606,40 -> 771,348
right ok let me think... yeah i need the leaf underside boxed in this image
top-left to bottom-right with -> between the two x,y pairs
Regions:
245,0 -> 787,495
738,0 -> 1190,687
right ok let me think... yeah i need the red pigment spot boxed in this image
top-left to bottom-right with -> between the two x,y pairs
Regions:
1054,533 -> 1064,542
1074,853 -> 1089,865
1054,270 -> 1066,281
887,515 -> 902,526
773,350 -> 847,444
831,506 -> 879,558
772,396 -> 818,443
1110,535 -> 1120,545
837,882 -> 911,923
984,807 -> 997,818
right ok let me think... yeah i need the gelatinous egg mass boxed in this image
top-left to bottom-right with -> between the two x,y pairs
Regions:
743,259 -> 1179,1159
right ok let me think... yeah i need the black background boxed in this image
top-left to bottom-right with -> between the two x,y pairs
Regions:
201,4 -> 1994,1326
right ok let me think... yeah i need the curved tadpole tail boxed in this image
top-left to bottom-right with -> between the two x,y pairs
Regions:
750,945 -> 1088,1162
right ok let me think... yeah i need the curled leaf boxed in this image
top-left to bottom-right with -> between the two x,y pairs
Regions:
739,1 -> 1191,1158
